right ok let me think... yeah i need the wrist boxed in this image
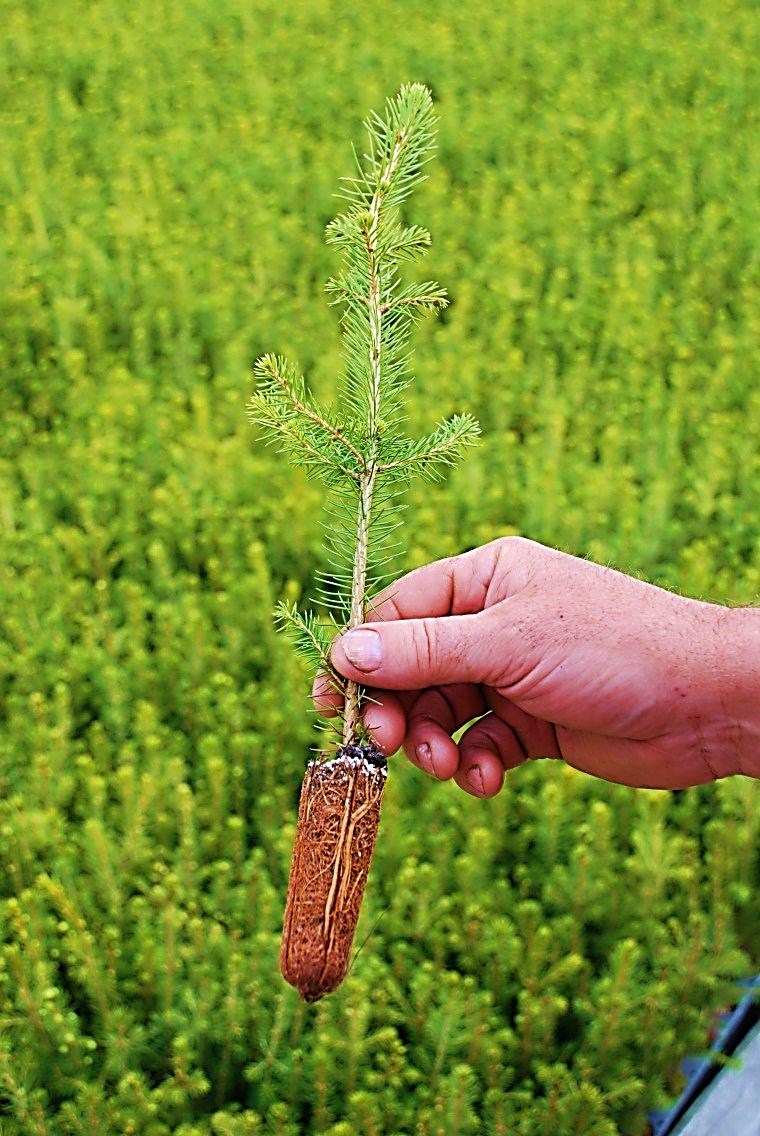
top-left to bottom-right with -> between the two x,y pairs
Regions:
701,603 -> 760,779
733,606 -> 760,778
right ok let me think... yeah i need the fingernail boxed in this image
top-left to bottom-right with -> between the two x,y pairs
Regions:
416,741 -> 434,775
466,765 -> 484,794
340,628 -> 383,672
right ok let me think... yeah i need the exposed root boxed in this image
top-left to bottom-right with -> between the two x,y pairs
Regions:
280,745 -> 387,1002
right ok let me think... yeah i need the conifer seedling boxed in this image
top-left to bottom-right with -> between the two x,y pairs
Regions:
248,84 -> 479,1002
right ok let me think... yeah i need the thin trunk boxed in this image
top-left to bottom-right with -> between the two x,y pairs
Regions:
342,127 -> 407,744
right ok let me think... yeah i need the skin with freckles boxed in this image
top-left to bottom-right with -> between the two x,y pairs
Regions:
313,537 -> 760,795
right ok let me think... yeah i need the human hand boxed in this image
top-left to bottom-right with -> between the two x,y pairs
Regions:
313,537 -> 760,793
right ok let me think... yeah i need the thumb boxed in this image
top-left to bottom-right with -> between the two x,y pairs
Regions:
331,610 -> 501,690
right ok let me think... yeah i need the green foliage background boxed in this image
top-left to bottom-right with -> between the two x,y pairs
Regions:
1,0 -> 758,1133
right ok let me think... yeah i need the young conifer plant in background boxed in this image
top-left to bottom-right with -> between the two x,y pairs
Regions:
248,84 -> 479,1002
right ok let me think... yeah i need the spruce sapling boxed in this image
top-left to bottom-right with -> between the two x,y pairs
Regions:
248,84 -> 479,1001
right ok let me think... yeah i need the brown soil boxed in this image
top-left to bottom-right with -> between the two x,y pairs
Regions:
280,745 -> 387,1002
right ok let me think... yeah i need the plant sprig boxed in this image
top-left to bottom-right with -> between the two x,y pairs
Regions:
248,84 -> 479,745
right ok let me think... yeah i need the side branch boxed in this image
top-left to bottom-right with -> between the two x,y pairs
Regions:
379,293 -> 447,314
251,401 -> 351,475
267,363 -> 366,474
376,415 -> 480,474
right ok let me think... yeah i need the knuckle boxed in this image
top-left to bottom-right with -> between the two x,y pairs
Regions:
413,619 -> 438,675
497,533 -> 531,559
